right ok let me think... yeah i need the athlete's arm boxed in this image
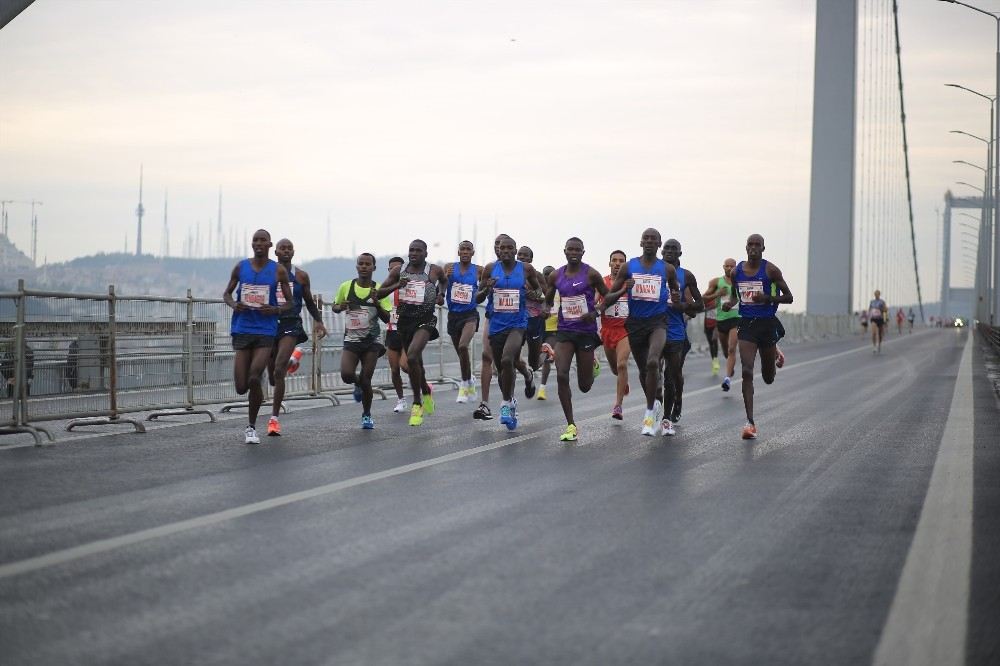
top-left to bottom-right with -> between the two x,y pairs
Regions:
476,262 -> 496,303
681,270 -> 704,315
598,265 -> 631,313
665,263 -> 681,304
374,266 -> 402,300
432,264 -> 448,306
759,263 -> 793,305
296,269 -> 328,339
268,264 -> 294,316
524,263 -> 543,301
222,263 -> 248,312
372,288 -> 392,323
543,270 -> 558,313
701,276 -> 722,302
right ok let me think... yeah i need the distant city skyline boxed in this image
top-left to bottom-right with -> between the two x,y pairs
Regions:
0,1 -> 993,309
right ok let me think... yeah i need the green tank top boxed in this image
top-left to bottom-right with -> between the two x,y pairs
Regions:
716,276 -> 740,321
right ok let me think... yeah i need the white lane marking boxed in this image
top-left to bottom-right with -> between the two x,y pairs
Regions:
0,332 -> 937,578
873,333 -> 973,666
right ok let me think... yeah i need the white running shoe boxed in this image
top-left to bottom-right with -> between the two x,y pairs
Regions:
641,414 -> 655,436
456,386 -> 469,404
244,425 -> 260,445
393,398 -> 408,413
661,419 -> 676,436
652,400 -> 664,436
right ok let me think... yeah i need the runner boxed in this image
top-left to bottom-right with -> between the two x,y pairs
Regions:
702,258 -> 740,393
859,309 -> 868,336
477,235 -> 544,431
332,253 -> 393,429
721,233 -> 793,439
444,241 -> 480,403
265,238 -> 328,436
660,238 -> 703,436
376,240 -> 447,426
383,256 -> 410,413
222,229 -> 292,444
896,307 -> 905,336
545,237 -> 613,441
703,285 -> 720,376
599,228 -> 680,436
600,250 -> 631,420
907,307 -> 915,333
537,265 -> 557,400
517,245 -> 542,398
868,289 -> 887,353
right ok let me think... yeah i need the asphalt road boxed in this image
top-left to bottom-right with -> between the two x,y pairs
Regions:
0,328 -> 997,665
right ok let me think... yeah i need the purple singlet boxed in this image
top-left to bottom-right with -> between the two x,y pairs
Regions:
555,263 -> 597,334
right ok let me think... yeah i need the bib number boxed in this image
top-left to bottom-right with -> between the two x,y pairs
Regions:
240,284 -> 270,308
389,308 -> 399,326
450,282 -> 473,305
494,288 -> 520,312
560,294 -> 588,320
869,307 -> 882,319
400,280 -> 427,305
737,281 -> 764,305
631,273 -> 662,302
346,309 -> 370,332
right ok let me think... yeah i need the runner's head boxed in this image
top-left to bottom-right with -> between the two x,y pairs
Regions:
640,228 -> 661,257
494,233 -> 511,258
497,236 -> 517,264
874,289 -> 881,299
457,240 -> 475,263
563,237 -> 584,266
745,234 -> 765,261
356,252 -> 376,280
408,239 -> 428,265
388,256 -> 404,274
661,238 -> 681,266
251,229 -> 272,258
609,250 -> 627,277
517,246 -> 534,263
275,238 -> 294,264
542,265 -> 555,286
723,257 -> 736,279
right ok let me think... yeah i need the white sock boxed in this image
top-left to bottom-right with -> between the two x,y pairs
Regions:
539,384 -> 547,391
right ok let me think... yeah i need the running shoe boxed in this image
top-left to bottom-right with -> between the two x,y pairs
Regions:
612,404 -> 623,420
721,376 -> 731,392
641,414 -> 655,436
244,425 -> 260,445
361,414 -> 375,430
661,419 -> 676,436
537,386 -> 547,400
670,405 -> 681,424
741,422 -> 758,440
711,358 -> 720,375
473,402 -> 493,420
353,383 -> 363,403
456,385 -> 469,404
593,359 -> 601,378
423,391 -> 436,416
560,423 -> 578,441
499,403 -> 512,426
653,400 -> 664,436
266,417 -> 281,437
409,404 -> 424,426
506,400 -> 518,431
467,384 -> 478,400
393,398 -> 408,413
541,342 -> 555,361
524,375 -> 537,399
776,348 -> 785,369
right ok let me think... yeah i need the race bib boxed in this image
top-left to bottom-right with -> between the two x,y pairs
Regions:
346,309 -> 370,332
560,294 -> 588,320
389,308 -> 399,326
737,281 -> 764,304
400,280 -> 427,305
608,299 -> 629,319
276,286 -> 288,306
705,307 -> 717,321
869,307 -> 882,319
631,273 -> 662,302
450,283 -> 473,305
494,288 -> 520,312
240,284 -> 270,308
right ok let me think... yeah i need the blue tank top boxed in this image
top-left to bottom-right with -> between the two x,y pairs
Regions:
667,265 -> 687,341
734,259 -> 774,319
488,261 -> 528,335
625,256 -> 670,319
447,262 -> 478,314
232,259 -> 279,336
277,265 -> 304,321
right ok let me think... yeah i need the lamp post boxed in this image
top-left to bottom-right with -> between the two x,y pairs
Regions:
956,181 -> 985,194
941,1 -> 1000,322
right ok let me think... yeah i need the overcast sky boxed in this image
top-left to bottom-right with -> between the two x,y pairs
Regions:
0,0 -> 992,310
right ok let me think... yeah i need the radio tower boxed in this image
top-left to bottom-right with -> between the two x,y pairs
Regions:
30,199 -> 42,265
216,186 -> 223,258
160,189 -> 170,257
135,165 -> 145,256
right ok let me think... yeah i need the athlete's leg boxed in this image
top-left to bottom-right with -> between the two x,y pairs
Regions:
640,328 -> 667,410
662,349 -> 682,418
526,332 -> 543,372
455,319 -> 477,383
738,339 -> 760,423
246,346 -> 272,427
233,349 -> 253,395
574,345 -> 596,394
615,338 -> 631,408
554,340 -> 576,426
498,330 -> 525,401
725,328 -> 738,378
759,344 -> 777,385
359,348 -> 381,416
270,335 -> 297,418
340,347 -> 361,388
406,329 -> 432,407
387,348 -> 405,400
705,326 -> 718,359
480,325 -> 493,404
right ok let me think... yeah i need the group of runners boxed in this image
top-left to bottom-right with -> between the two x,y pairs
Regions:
859,295 -> 914,353
225,228 -> 793,445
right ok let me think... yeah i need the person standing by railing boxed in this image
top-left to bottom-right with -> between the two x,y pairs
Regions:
223,229 -> 292,445
265,238 -> 328,437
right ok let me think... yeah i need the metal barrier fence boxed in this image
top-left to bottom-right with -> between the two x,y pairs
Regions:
2,279 -> 858,446
978,322 -> 1000,353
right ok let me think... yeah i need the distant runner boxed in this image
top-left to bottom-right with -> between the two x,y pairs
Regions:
537,265 -> 557,401
383,256 -> 410,413
444,241 -> 481,404
868,289 -> 887,353
702,258 -> 740,393
222,229 -> 292,444
600,250 -> 631,420
660,239 -> 703,436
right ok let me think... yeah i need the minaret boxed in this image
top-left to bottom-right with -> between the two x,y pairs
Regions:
160,189 -> 170,257
135,165 -> 145,255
